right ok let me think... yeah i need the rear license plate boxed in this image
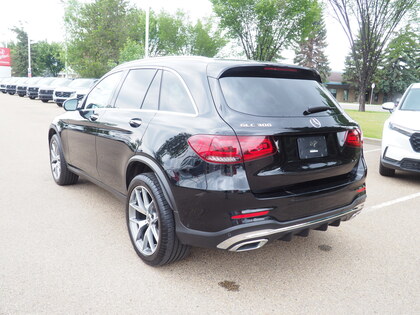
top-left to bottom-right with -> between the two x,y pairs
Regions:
297,136 -> 328,159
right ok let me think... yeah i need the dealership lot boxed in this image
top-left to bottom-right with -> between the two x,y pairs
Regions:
0,93 -> 419,314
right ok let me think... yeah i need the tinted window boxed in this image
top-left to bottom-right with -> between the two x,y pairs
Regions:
85,72 -> 122,109
141,70 -> 161,110
159,71 -> 195,114
219,77 -> 340,117
400,88 -> 420,111
115,69 -> 156,109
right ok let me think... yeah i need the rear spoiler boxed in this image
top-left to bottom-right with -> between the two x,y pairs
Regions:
219,66 -> 322,83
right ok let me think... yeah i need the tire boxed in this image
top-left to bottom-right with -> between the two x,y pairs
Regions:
56,102 -> 63,107
379,162 -> 395,177
49,134 -> 79,185
29,96 -> 35,100
41,99 -> 48,103
18,94 -> 24,97
126,173 -> 190,266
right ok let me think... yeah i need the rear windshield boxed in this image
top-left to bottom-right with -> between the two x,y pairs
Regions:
400,88 -> 420,111
219,77 -> 341,117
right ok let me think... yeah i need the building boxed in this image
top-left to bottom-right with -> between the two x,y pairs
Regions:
324,71 -> 384,104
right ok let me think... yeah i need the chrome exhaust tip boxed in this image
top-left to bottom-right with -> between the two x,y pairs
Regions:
349,210 -> 362,220
348,203 -> 365,220
229,239 -> 268,252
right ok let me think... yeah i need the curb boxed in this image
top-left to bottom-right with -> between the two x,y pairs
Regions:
364,137 -> 381,145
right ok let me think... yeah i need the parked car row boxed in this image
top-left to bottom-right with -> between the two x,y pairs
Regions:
0,76 -> 97,106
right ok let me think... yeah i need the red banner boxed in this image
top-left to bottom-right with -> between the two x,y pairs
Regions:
0,48 -> 11,67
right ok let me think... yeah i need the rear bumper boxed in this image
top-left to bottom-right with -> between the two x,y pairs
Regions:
175,195 -> 366,250
172,157 -> 367,249
172,156 -> 366,232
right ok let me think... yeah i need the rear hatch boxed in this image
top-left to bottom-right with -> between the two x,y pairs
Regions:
210,65 -> 362,197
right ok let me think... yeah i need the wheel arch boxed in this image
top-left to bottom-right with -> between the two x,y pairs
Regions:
126,155 -> 178,212
48,125 -> 60,143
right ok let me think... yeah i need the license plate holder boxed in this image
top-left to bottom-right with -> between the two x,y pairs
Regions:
297,136 -> 328,159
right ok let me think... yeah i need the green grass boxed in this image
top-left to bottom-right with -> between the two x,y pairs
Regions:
345,110 -> 391,139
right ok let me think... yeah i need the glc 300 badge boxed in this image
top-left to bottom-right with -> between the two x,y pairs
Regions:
240,123 -> 273,128
310,118 -> 321,128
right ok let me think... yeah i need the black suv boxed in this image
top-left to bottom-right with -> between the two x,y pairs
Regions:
48,57 -> 367,266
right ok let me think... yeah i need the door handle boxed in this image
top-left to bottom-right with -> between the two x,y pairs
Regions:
89,113 -> 99,122
129,118 -> 142,128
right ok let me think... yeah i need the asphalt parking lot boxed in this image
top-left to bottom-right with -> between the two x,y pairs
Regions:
0,93 -> 419,314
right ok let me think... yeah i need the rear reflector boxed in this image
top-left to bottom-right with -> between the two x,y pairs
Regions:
356,186 -> 366,193
345,129 -> 363,147
188,135 -> 276,164
231,210 -> 270,220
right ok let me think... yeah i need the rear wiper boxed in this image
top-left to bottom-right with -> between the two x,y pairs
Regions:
303,106 -> 331,115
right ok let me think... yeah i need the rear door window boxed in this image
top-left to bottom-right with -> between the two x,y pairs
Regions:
219,77 -> 340,117
141,70 -> 162,111
115,69 -> 156,109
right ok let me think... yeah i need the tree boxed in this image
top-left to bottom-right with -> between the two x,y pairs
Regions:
116,12 -> 226,64
150,10 -> 190,56
328,0 -> 417,111
65,0 -> 137,77
64,1 -> 226,76
375,26 -> 420,101
8,27 -> 65,77
145,11 -> 226,57
343,38 -> 363,89
33,41 -> 65,76
118,38 -> 144,64
294,18 -> 331,82
210,0 -> 321,61
187,19 -> 227,57
9,27 -> 30,77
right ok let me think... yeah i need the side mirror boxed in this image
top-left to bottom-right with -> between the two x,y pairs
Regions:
382,102 -> 395,112
63,98 -> 79,111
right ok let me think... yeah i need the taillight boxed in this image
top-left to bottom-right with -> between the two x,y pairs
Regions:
345,129 -> 363,147
188,135 -> 276,164
238,136 -> 276,161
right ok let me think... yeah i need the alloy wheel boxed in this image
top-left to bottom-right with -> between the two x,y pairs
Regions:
128,185 -> 160,256
50,139 -> 61,180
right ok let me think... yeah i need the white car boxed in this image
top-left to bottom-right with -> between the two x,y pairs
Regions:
380,83 -> 420,176
53,78 -> 97,106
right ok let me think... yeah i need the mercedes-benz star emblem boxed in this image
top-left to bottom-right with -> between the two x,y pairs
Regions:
309,118 -> 322,128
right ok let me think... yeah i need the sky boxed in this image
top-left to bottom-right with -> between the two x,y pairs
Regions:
0,0 -> 351,72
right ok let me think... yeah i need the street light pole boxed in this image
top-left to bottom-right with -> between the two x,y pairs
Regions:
145,4 -> 149,58
27,30 -> 32,77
